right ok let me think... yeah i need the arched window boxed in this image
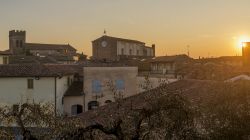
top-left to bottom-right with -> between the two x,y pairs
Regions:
88,101 -> 99,110
71,104 -> 83,115
16,40 -> 19,47
105,100 -> 112,104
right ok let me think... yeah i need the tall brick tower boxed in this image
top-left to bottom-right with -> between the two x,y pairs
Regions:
9,30 -> 26,55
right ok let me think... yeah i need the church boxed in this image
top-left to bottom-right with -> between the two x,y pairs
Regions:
92,34 -> 155,61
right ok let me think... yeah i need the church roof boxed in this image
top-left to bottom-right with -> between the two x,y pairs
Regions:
92,35 -> 145,44
25,43 -> 76,51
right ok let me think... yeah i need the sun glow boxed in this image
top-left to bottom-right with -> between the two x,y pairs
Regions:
238,35 -> 250,48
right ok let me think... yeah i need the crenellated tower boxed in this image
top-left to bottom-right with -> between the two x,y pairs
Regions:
9,30 -> 26,55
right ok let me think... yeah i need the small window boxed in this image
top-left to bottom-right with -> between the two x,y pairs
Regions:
71,105 -> 83,115
137,50 -> 139,55
121,48 -> 124,55
3,57 -> 8,64
12,104 -> 19,113
92,80 -> 101,93
129,49 -> 132,55
116,79 -> 125,90
27,79 -> 34,89
20,40 -> 23,48
88,101 -> 99,110
16,40 -> 19,47
67,77 -> 70,87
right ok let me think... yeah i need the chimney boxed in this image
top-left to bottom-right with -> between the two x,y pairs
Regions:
152,44 -> 155,57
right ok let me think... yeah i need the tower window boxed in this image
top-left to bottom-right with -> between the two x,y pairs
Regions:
20,40 -> 23,48
16,40 -> 19,47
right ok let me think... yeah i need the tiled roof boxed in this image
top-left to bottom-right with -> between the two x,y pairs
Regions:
77,80 -> 217,125
92,35 -> 145,44
64,81 -> 83,96
0,50 -> 11,55
25,43 -> 76,51
9,56 -> 58,64
0,64 -> 77,77
150,54 -> 192,63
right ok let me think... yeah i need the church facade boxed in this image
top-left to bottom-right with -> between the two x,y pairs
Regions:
92,35 -> 155,61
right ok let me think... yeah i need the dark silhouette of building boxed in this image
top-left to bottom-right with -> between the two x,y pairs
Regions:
242,42 -> 250,66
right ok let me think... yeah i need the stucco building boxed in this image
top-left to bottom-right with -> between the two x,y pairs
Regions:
0,64 -> 77,114
92,35 -> 155,61
63,66 -> 138,116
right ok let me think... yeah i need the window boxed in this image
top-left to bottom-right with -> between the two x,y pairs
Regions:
137,50 -> 139,55
3,57 -> 8,64
16,40 -> 19,47
105,100 -> 112,104
121,48 -> 124,55
67,77 -> 70,87
27,79 -> 34,89
71,104 -> 83,115
20,40 -> 23,48
12,104 -> 19,113
88,101 -> 99,110
116,79 -> 125,90
92,80 -> 101,93
129,49 -> 132,55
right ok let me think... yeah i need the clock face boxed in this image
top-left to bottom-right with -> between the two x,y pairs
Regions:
101,41 -> 107,47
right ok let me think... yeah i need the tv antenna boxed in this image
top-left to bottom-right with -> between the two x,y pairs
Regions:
187,45 -> 190,57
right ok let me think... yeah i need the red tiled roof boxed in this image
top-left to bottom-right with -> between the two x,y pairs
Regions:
77,80 -> 217,125
149,54 -> 192,63
25,43 -> 76,51
0,64 -> 78,77
92,35 -> 145,44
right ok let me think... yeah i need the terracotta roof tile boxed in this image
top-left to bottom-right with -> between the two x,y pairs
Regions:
25,43 -> 76,51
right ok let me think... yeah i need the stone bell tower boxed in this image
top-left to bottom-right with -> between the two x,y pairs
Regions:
9,30 -> 26,55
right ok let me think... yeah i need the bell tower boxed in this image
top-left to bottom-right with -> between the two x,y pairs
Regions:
9,30 -> 26,55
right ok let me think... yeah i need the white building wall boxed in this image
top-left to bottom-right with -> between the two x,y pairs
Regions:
0,76 -> 73,113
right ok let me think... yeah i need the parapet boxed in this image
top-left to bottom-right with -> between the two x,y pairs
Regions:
9,30 -> 26,37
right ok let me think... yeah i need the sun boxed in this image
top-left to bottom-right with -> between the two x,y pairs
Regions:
238,35 -> 250,48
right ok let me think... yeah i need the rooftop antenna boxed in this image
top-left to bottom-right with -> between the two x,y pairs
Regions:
104,29 -> 107,36
187,45 -> 190,57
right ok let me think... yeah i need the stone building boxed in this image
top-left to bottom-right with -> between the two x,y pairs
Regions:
9,30 -> 77,57
92,35 -> 155,61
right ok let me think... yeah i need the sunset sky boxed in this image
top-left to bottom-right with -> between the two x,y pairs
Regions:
1,0 -> 250,58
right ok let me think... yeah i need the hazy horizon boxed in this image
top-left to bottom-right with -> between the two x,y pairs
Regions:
1,0 -> 250,58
